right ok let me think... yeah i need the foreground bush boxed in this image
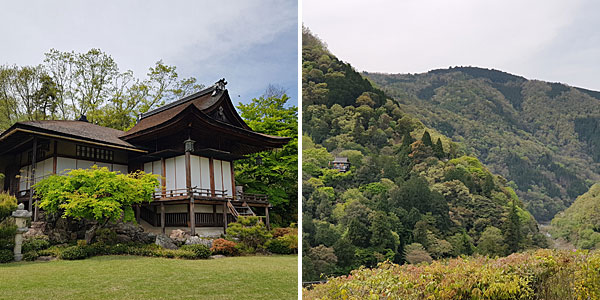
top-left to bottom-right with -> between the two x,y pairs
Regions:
0,193 -> 17,220
266,233 -> 298,254
211,238 -> 238,256
22,237 -> 50,253
226,216 -> 272,252
179,244 -> 212,259
0,249 -> 12,263
304,249 -> 600,300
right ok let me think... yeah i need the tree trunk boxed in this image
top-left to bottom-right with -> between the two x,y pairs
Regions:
84,224 -> 98,245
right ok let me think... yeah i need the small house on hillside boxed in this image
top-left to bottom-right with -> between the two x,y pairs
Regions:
329,157 -> 350,172
0,79 -> 290,235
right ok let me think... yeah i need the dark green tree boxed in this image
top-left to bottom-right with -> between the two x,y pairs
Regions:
504,201 -> 522,254
421,130 -> 433,147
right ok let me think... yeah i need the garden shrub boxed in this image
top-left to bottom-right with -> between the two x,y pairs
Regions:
174,250 -> 197,259
226,216 -> 272,252
94,228 -> 118,245
0,249 -> 13,263
0,221 -> 16,251
37,246 -> 64,257
267,233 -> 298,254
180,244 -> 212,259
22,237 -> 50,253
0,192 -> 17,220
60,245 -> 90,260
23,251 -> 39,261
211,238 -> 238,256
266,238 -> 292,254
272,227 -> 297,238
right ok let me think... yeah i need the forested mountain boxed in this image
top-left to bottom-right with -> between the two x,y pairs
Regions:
551,183 -> 600,249
302,28 -> 547,281
366,68 -> 600,222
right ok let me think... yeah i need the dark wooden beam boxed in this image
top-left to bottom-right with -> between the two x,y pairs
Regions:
230,160 -> 236,199
161,158 -> 166,197
135,205 -> 141,224
189,196 -> 195,236
265,206 -> 270,231
222,202 -> 227,233
160,202 -> 165,235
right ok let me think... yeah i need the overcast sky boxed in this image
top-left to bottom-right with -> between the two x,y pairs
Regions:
303,0 -> 600,91
0,0 -> 298,106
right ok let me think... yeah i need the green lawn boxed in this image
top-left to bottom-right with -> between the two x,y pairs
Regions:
0,255 -> 297,300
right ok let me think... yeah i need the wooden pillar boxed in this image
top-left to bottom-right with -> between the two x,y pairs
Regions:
222,202 -> 227,233
189,197 -> 195,236
161,158 -> 166,197
160,202 -> 165,235
29,137 -> 37,218
209,158 -> 215,197
135,205 -> 141,224
265,206 -> 270,231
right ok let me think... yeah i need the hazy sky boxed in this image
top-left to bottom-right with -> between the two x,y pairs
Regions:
0,0 -> 298,106
303,0 -> 600,91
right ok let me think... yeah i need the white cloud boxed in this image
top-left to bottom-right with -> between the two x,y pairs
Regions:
0,0 -> 298,102
303,0 -> 600,90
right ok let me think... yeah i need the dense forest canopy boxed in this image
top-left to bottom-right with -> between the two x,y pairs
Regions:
302,27 -> 547,281
366,67 -> 600,222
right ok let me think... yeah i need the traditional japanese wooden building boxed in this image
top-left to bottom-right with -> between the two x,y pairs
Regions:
0,79 -> 290,235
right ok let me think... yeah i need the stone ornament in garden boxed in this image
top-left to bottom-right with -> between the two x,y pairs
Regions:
12,203 -> 32,262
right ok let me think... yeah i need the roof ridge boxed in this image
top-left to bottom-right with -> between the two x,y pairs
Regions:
139,80 -> 225,120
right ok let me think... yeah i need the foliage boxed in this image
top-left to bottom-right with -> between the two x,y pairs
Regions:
477,226 -> 505,257
60,245 -> 90,260
235,94 -> 298,226
0,192 -> 17,221
34,166 -> 159,226
0,249 -> 12,263
0,49 -> 204,130
304,249 -> 600,300
210,238 -> 238,256
403,243 -> 433,264
0,221 -> 16,251
179,244 -> 212,259
552,183 -> 600,249
22,237 -> 50,253
266,233 -> 298,254
226,216 -> 272,252
366,67 -> 600,222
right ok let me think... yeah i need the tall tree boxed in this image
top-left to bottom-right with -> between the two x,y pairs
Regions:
235,93 -> 298,226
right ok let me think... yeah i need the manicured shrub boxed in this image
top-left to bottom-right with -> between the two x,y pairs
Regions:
266,238 -> 292,254
60,245 -> 90,260
174,250 -> 197,259
210,238 -> 238,256
180,244 -> 211,259
226,216 -> 272,252
22,237 -> 50,253
0,222 -> 16,251
0,192 -> 17,221
37,246 -> 63,257
22,251 -> 39,261
0,249 -> 13,263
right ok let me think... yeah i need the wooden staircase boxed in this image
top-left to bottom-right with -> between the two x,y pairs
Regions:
227,200 -> 255,219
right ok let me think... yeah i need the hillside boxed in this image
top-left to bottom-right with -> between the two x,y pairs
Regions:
302,28 -> 546,281
551,183 -> 600,249
366,67 -> 600,222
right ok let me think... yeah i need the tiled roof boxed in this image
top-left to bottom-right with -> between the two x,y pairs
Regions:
15,120 -> 137,149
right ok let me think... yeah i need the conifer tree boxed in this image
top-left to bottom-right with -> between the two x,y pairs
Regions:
421,130 -> 433,147
504,201 -> 522,254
